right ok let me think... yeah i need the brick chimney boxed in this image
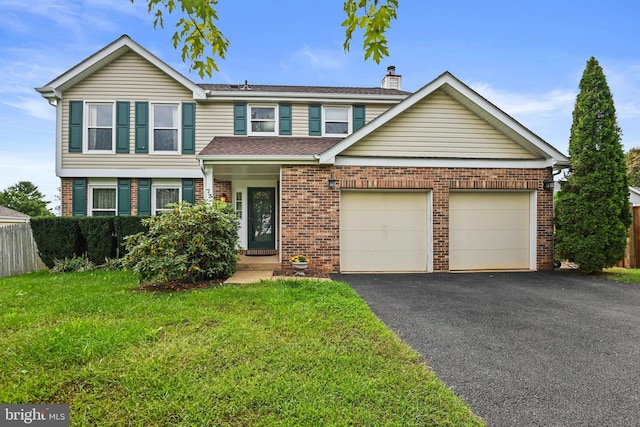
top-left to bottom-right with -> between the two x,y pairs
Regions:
381,65 -> 402,90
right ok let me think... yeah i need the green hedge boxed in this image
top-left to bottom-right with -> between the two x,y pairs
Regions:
31,216 -> 148,268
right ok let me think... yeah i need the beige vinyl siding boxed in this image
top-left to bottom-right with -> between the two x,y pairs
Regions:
62,51 -> 198,171
342,89 -> 538,159
292,104 -> 309,135
366,104 -> 393,123
196,102 -> 234,149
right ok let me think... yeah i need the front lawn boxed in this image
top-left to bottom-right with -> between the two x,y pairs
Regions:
0,271 -> 483,426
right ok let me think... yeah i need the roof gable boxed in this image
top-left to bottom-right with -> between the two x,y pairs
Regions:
36,35 -> 205,100
0,205 -> 30,219
319,72 -> 570,167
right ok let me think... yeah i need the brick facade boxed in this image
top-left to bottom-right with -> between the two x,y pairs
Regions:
280,165 -> 554,273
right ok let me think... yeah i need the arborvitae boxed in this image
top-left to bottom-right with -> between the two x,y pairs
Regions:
555,57 -> 631,274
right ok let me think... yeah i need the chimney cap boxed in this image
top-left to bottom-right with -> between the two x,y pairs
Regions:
387,65 -> 396,75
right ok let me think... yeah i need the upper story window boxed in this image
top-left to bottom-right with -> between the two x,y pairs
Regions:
89,186 -> 116,216
151,103 -> 180,153
323,106 -> 351,136
249,105 -> 277,135
86,102 -> 115,152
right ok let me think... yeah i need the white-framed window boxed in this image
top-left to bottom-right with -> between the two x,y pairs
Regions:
248,104 -> 277,135
151,102 -> 180,153
89,186 -> 117,216
85,102 -> 115,152
153,183 -> 181,215
323,106 -> 351,136
235,191 -> 243,219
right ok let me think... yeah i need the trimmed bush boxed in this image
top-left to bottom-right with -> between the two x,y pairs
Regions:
113,216 -> 149,258
31,216 -> 148,268
122,200 -> 239,284
78,217 -> 116,265
31,217 -> 84,268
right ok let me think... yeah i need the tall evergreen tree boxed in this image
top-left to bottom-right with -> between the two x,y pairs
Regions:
555,57 -> 631,274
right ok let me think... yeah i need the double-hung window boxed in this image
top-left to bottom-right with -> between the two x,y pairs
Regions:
249,105 -> 277,135
151,103 -> 180,153
86,102 -> 115,152
153,185 -> 181,215
89,186 -> 117,216
323,106 -> 351,136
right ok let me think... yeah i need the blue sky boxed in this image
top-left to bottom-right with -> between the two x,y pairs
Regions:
0,0 -> 639,210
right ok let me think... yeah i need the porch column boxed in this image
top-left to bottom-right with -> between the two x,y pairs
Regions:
203,164 -> 215,200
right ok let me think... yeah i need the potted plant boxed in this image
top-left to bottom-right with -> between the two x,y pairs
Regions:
290,254 -> 310,276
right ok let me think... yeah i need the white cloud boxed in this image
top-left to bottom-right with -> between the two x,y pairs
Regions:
3,96 -> 55,121
470,82 -> 576,118
283,46 -> 346,72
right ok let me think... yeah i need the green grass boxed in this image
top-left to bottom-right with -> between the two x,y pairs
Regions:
602,267 -> 640,284
0,271 -> 484,426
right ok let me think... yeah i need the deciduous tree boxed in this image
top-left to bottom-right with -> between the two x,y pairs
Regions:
555,57 -> 630,274
626,147 -> 640,187
134,0 -> 398,78
0,181 -> 54,218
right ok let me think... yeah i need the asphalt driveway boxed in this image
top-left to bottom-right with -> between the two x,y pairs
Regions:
333,271 -> 640,426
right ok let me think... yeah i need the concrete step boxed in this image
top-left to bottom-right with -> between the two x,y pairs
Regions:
235,254 -> 280,272
235,262 -> 280,271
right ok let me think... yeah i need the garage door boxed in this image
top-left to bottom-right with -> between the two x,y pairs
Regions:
340,191 -> 429,272
449,192 -> 532,271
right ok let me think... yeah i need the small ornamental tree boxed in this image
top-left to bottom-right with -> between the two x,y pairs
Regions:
555,57 -> 631,274
122,200 -> 239,284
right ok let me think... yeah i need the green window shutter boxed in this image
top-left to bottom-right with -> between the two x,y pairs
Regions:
137,179 -> 151,216
69,101 -> 83,152
309,104 -> 321,136
182,179 -> 195,204
116,102 -> 130,153
353,105 -> 366,131
279,104 -> 292,135
72,178 -> 86,217
182,102 -> 196,154
135,102 -> 149,153
234,104 -> 247,135
117,178 -> 131,216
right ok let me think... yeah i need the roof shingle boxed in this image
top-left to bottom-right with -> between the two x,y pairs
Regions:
198,136 -> 344,157
199,83 -> 410,97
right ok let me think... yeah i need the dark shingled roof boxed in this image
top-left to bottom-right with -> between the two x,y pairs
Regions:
199,83 -> 410,97
199,136 -> 344,157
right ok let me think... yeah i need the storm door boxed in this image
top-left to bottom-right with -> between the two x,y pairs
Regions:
247,188 -> 276,250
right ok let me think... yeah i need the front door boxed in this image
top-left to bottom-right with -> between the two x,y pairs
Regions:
247,188 -> 276,250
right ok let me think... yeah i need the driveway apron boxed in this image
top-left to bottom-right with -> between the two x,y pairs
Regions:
334,271 -> 640,426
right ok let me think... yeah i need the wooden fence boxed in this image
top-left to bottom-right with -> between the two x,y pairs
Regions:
620,206 -> 640,268
0,223 -> 47,277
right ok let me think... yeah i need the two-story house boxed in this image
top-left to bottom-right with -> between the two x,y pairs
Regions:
37,35 -> 569,273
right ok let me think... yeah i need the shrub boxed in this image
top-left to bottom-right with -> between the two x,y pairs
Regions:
31,216 -> 148,268
78,217 -> 115,265
122,200 -> 239,284
31,217 -> 84,268
50,255 -> 97,273
113,216 -> 149,258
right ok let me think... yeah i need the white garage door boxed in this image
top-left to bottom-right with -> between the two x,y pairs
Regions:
340,191 -> 429,272
449,192 -> 532,271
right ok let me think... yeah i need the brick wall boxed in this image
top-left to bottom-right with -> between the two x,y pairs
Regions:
280,165 -> 554,272
60,178 -> 73,217
214,180 -> 232,204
